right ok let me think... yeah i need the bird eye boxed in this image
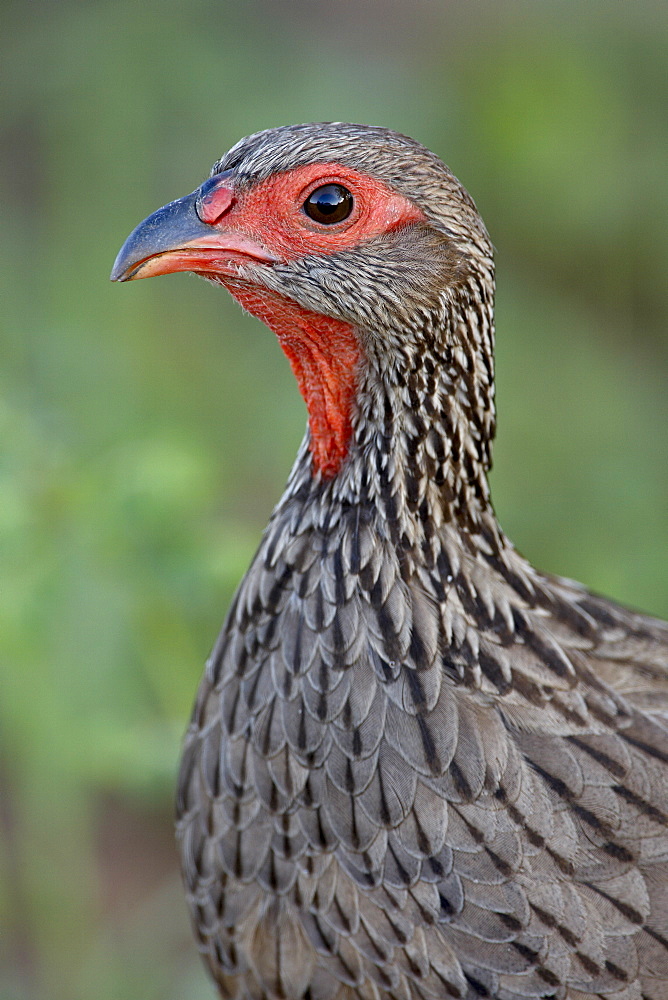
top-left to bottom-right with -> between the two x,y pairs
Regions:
303,184 -> 354,225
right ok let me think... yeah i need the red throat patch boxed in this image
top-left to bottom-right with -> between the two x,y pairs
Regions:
222,280 -> 360,479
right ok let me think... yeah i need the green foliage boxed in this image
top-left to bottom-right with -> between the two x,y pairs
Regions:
1,1 -> 666,996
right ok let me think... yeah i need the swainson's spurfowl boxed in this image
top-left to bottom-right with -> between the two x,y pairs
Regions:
112,123 -> 668,1000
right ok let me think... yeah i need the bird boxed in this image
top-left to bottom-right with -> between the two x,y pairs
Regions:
112,123 -> 668,1000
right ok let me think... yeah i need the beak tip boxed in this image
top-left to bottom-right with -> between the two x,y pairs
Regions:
110,263 -> 128,282
110,190 -> 203,286
110,242 -> 137,282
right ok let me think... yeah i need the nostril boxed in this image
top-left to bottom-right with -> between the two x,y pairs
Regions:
196,173 -> 235,224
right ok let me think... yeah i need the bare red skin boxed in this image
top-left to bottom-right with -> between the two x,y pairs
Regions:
222,281 -> 359,479
211,163 -> 424,476
139,162 -> 424,477
205,162 -> 423,262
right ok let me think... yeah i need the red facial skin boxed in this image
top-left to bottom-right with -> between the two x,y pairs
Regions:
138,162 -> 424,478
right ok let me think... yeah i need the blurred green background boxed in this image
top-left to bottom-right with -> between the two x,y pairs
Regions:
1,1 -> 666,997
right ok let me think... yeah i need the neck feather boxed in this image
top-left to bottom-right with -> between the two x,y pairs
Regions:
278,272 -> 502,559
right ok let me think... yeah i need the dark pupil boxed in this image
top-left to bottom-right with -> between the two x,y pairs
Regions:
304,184 -> 353,224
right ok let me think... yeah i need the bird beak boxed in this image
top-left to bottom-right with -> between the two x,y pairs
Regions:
110,176 -> 278,282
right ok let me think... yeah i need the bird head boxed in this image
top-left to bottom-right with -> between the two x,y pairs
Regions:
112,123 -> 495,488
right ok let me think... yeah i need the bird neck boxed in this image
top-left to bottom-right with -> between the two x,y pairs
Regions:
282,273 -> 504,562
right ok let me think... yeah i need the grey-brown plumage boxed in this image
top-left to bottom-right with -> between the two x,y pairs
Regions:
115,123 -> 668,1000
